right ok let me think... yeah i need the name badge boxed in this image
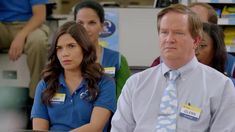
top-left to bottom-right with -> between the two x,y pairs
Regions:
51,93 -> 66,103
104,67 -> 116,77
180,104 -> 202,121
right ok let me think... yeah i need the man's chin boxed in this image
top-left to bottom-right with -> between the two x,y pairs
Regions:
162,55 -> 178,60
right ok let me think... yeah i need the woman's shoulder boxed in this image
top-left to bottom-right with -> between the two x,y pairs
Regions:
36,79 -> 47,91
98,75 -> 115,88
103,47 -> 120,55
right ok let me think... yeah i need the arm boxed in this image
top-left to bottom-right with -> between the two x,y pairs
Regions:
116,55 -> 131,98
210,80 -> 235,131
72,77 -> 116,132
31,80 -> 50,130
70,107 -> 111,132
111,77 -> 136,132
9,4 -> 46,61
33,118 -> 49,131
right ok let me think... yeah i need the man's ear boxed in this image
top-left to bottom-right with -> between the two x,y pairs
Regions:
193,36 -> 202,49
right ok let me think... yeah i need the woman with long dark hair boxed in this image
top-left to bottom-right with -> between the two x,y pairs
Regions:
31,21 -> 116,131
195,22 -> 226,73
74,0 -> 131,98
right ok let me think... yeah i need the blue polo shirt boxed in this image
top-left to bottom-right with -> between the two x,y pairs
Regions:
31,73 -> 116,131
0,0 -> 48,22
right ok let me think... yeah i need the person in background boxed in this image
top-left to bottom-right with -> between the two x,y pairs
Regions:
111,4 -> 235,131
74,0 -> 131,98
0,0 -> 50,99
196,22 -> 235,84
31,21 -> 116,131
189,2 -> 218,24
151,2 -> 235,83
189,2 -> 235,79
196,23 -> 226,72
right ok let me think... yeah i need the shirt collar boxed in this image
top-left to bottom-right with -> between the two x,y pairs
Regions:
161,56 -> 199,77
58,73 -> 87,90
59,73 -> 66,87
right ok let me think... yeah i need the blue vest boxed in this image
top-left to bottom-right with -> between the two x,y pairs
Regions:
101,48 -> 120,78
225,53 -> 235,77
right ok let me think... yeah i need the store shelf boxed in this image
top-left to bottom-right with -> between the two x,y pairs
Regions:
218,18 -> 235,25
197,0 -> 235,3
226,45 -> 235,53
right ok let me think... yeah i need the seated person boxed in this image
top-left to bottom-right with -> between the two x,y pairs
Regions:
152,23 -> 235,85
0,0 -> 49,99
74,0 -> 131,98
151,3 -> 235,84
196,23 -> 235,84
189,2 -> 235,79
31,21 -> 116,132
111,4 -> 235,131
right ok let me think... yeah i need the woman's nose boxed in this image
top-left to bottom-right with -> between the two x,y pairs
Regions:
61,49 -> 69,56
83,24 -> 90,32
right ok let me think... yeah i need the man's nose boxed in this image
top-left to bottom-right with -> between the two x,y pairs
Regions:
166,33 -> 175,42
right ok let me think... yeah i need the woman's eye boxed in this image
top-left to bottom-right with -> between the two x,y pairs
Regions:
56,46 -> 62,51
89,21 -> 97,25
68,44 -> 75,48
199,44 -> 207,49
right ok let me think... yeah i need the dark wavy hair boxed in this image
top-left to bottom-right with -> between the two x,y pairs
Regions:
41,21 -> 104,105
74,0 -> 105,23
202,22 -> 226,73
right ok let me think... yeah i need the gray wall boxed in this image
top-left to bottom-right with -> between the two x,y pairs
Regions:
117,8 -> 160,66
57,8 -> 161,66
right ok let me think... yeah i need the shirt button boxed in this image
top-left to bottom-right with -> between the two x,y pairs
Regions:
71,99 -> 73,103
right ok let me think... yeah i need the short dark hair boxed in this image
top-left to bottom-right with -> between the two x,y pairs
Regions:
74,0 -> 105,23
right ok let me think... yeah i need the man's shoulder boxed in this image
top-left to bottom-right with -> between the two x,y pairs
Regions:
199,63 -> 231,83
128,65 -> 161,83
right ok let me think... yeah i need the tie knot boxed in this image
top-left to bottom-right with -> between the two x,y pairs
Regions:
168,70 -> 180,81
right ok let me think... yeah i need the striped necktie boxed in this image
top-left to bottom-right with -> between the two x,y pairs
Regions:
156,70 -> 180,132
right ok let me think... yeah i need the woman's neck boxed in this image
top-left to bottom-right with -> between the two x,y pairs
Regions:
96,45 -> 102,63
64,70 -> 82,94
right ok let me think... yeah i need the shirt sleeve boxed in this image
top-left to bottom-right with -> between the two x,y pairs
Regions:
115,54 -> 131,98
31,80 -> 49,120
31,0 -> 48,6
210,79 -> 235,131
111,76 -> 136,132
94,76 -> 117,114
